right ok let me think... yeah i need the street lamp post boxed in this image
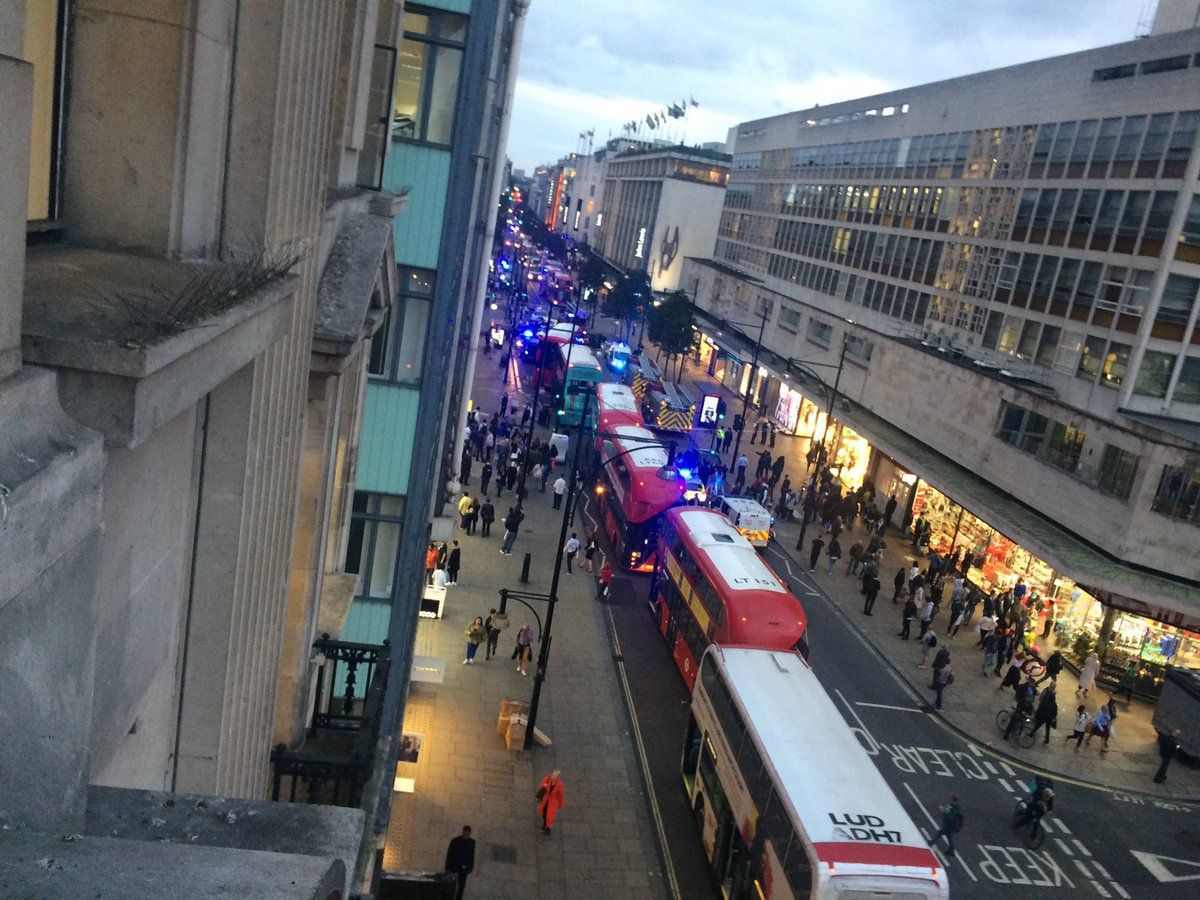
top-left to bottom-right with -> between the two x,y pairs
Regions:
728,303 -> 770,467
793,338 -> 849,551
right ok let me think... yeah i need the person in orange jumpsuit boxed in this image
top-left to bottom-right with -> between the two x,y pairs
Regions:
536,770 -> 565,836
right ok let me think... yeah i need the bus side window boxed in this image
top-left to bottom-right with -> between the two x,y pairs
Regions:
682,715 -> 702,779
781,832 -> 814,897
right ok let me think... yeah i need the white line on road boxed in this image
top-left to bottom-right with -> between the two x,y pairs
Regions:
1090,863 -> 1128,898
1055,838 -> 1074,856
1055,818 -> 1073,835
854,701 -> 926,713
1090,879 -> 1112,898
1073,838 -> 1092,857
996,778 -> 1014,793
967,743 -> 983,757
1000,761 -> 1017,777
983,761 -> 998,774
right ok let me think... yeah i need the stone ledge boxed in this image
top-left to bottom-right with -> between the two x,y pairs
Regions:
22,246 -> 297,448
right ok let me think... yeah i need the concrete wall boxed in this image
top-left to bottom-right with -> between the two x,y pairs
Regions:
651,178 -> 725,293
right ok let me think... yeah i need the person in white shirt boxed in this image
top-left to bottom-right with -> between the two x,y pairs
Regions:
552,476 -> 567,510
564,533 -> 580,574
431,566 -> 449,589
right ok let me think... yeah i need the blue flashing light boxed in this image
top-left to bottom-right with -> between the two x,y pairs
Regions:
523,329 -> 534,339
611,359 -> 626,371
678,468 -> 694,480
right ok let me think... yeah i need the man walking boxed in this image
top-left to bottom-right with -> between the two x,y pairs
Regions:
457,492 -> 473,530
444,826 -> 476,899
808,535 -> 825,574
446,540 -> 461,586
479,498 -> 495,537
484,608 -> 504,660
501,506 -> 523,555
564,532 -> 580,573
552,474 -> 567,510
927,794 -> 963,857
862,568 -> 881,615
1154,729 -> 1182,783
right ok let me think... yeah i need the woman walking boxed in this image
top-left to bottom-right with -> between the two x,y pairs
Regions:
463,616 -> 485,665
515,623 -> 534,676
1076,652 -> 1100,697
892,567 -> 906,604
583,530 -> 598,573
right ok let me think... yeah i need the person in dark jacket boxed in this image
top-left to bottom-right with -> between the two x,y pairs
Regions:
445,826 -> 476,899
808,536 -> 825,573
1154,729 -> 1182,783
479,498 -> 495,537
1038,649 -> 1064,686
862,570 -> 881,615
1031,685 -> 1058,744
479,461 -> 493,496
446,540 -> 462,586
899,597 -> 917,640
892,567 -> 906,604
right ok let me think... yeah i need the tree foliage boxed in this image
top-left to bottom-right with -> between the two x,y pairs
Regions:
603,271 -> 650,340
646,291 -> 696,376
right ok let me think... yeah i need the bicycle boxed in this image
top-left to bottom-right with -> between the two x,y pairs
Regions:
1012,796 -> 1047,849
996,708 -> 1037,749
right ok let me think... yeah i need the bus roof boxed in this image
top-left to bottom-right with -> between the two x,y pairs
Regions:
602,425 -> 685,524
559,343 -> 602,373
673,508 -> 785,594
597,383 -> 640,414
711,646 -> 944,876
610,424 -> 668,469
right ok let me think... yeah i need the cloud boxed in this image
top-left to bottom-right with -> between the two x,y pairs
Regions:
505,0 -> 1144,171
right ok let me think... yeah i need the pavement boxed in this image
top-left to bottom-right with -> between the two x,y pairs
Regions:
381,361 -> 669,897
663,345 -> 1200,801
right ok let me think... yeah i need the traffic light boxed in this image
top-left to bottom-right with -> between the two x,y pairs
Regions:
716,398 -> 727,421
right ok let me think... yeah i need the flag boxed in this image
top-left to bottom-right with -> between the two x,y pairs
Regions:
645,113 -> 656,129
689,96 -> 699,107
667,104 -> 684,119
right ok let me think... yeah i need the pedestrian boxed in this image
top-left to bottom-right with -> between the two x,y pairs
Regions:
552,475 -> 567,509
722,429 -> 733,453
444,826 -> 476,900
480,460 -> 493,497
536,770 -> 565,836
1076,651 -> 1100,697
431,563 -> 449,589
501,506 -> 523,555
847,539 -> 864,576
980,630 -> 998,676
463,616 -> 484,665
976,613 -> 997,648
479,498 -> 495,537
931,645 -> 951,689
1086,701 -> 1113,752
446,540 -> 462,585
1065,704 -> 1090,750
883,493 -> 898,528
932,652 -> 954,710
918,598 -> 934,637
1030,685 -> 1058,744
564,532 -> 580,573
1039,649 -> 1064,686
808,535 -> 825,573
1042,601 -> 1057,638
437,541 -> 448,571
918,628 -> 938,668
892,567 -> 906,604
499,393 -> 509,417
927,793 -> 963,857
598,559 -> 612,601
862,569 -> 881,615
825,537 -> 841,575
465,496 -> 479,535
514,623 -> 534,675
999,649 -> 1025,692
425,542 -> 438,585
735,453 -> 748,482
583,530 -> 598,573
899,596 -> 916,640
484,608 -> 504,660
1154,729 -> 1182,783
458,491 -> 474,530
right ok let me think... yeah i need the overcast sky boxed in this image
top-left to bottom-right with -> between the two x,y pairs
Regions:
506,0 -> 1149,172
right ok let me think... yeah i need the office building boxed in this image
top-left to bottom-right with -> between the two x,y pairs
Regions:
596,143 -> 730,292
682,20 -> 1200,695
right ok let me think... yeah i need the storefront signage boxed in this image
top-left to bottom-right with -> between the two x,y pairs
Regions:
699,395 -> 720,427
634,226 -> 646,259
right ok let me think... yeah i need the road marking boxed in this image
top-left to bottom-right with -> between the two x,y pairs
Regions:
1073,838 -> 1092,857
1000,761 -> 1017,777
967,744 -> 983,757
984,761 -> 998,774
902,785 -> 977,882
1055,838 -> 1074,857
1054,818 -> 1072,835
603,604 -> 680,899
1090,879 -> 1111,898
1130,849 -> 1200,883
1089,863 -> 1127,897
996,778 -> 1014,793
855,701 -> 925,713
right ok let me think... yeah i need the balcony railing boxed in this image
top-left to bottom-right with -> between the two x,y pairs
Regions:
271,634 -> 390,807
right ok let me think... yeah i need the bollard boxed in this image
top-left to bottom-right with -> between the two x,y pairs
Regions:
520,551 -> 532,583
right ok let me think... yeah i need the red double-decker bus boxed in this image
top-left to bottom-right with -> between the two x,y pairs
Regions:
653,506 -> 809,689
595,424 -> 686,572
595,382 -> 644,433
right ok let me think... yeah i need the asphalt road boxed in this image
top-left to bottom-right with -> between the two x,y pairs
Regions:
480,295 -> 1200,899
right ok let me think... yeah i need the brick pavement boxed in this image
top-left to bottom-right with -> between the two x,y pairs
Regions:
664,346 -> 1200,800
383,422 -> 668,894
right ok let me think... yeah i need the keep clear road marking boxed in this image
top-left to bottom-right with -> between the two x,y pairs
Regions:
855,701 -> 926,713
766,544 -> 819,595
900,782 -> 977,882
1131,850 -> 1200,883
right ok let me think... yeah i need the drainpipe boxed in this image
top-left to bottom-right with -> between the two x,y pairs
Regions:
450,0 -> 531,468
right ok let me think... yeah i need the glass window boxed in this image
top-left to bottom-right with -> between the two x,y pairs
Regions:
1137,114 -> 1172,178
1111,116 -> 1146,178
1089,118 -> 1122,177
1077,335 -> 1107,380
1140,191 -> 1177,257
1152,465 -> 1200,523
357,45 -> 399,190
1159,274 -> 1199,326
1035,325 -> 1062,367
1091,190 -> 1124,251
1043,421 -> 1085,472
1177,194 -> 1200,265
1068,120 -> 1098,177
1015,320 -> 1041,361
1070,190 -> 1099,248
1096,445 -> 1140,500
1101,341 -> 1131,388
1134,350 -> 1176,398
1175,357 -> 1200,404
394,6 -> 467,145
1164,111 -> 1198,178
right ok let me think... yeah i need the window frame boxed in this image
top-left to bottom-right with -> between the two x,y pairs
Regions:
24,0 -> 71,231
393,5 -> 468,148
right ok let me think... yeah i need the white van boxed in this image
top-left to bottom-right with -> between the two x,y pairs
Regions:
717,496 -> 774,549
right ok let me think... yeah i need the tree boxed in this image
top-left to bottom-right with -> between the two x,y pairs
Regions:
603,271 -> 649,343
577,254 -> 607,293
646,290 -> 696,379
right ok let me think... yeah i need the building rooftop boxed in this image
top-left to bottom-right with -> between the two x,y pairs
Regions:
612,142 -> 731,164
